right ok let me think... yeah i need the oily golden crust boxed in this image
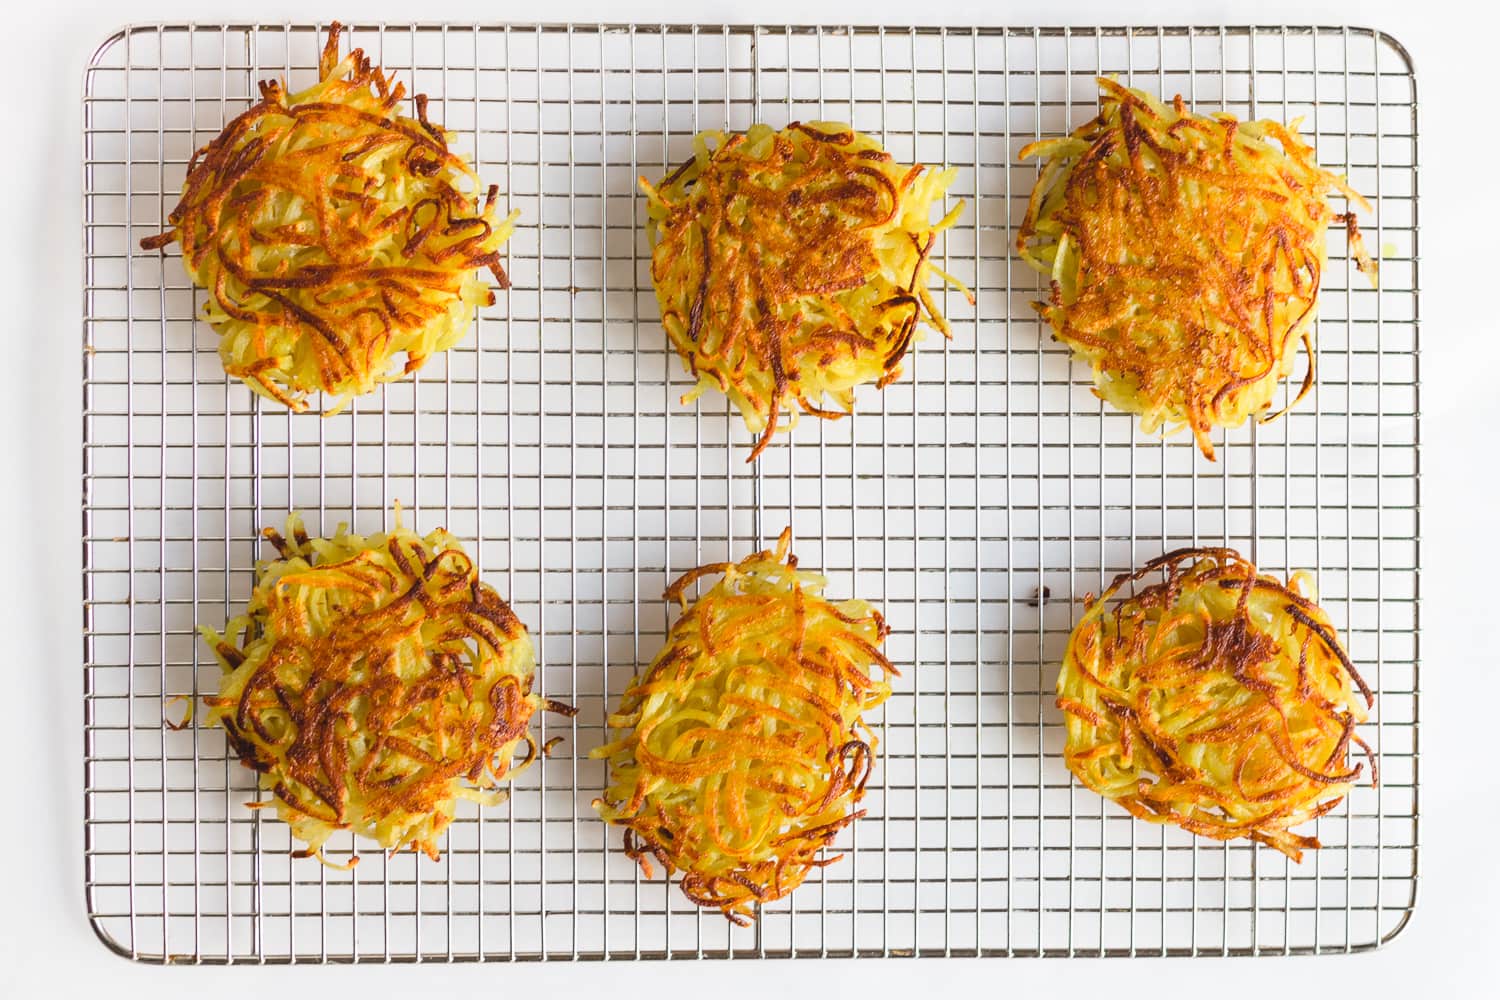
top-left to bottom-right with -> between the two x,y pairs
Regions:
1056,547 -> 1376,861
202,512 -> 571,865
1017,79 -> 1374,460
643,123 -> 969,461
142,23 -> 516,414
592,529 -> 894,923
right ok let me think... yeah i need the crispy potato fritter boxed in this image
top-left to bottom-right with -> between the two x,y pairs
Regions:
1056,547 -> 1376,861
202,511 -> 570,866
592,530 -> 895,923
1018,79 -> 1375,459
142,23 -> 517,414
643,123 -> 971,461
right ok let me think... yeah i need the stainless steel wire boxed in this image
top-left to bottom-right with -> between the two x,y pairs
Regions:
81,22 -> 1420,962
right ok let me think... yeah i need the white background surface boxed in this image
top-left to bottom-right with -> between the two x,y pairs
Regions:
1,0 -> 1491,995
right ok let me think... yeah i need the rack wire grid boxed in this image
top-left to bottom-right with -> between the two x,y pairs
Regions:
82,22 -> 1420,963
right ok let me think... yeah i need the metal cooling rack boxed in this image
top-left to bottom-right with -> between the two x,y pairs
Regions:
82,22 -> 1420,962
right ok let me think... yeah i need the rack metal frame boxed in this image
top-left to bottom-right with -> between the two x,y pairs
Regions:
82,22 -> 1419,962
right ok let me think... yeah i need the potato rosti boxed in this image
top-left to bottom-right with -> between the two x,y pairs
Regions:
1018,79 -> 1375,460
643,122 -> 971,461
592,529 -> 894,923
142,23 -> 517,414
1056,547 -> 1376,861
202,511 -> 569,865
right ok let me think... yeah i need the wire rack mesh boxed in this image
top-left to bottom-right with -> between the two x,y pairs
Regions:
81,22 -> 1419,962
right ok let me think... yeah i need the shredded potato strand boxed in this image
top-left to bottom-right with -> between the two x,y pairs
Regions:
1056,547 -> 1376,861
1017,79 -> 1375,460
142,23 -> 517,414
643,122 -> 971,461
592,529 -> 895,923
202,511 -> 565,865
